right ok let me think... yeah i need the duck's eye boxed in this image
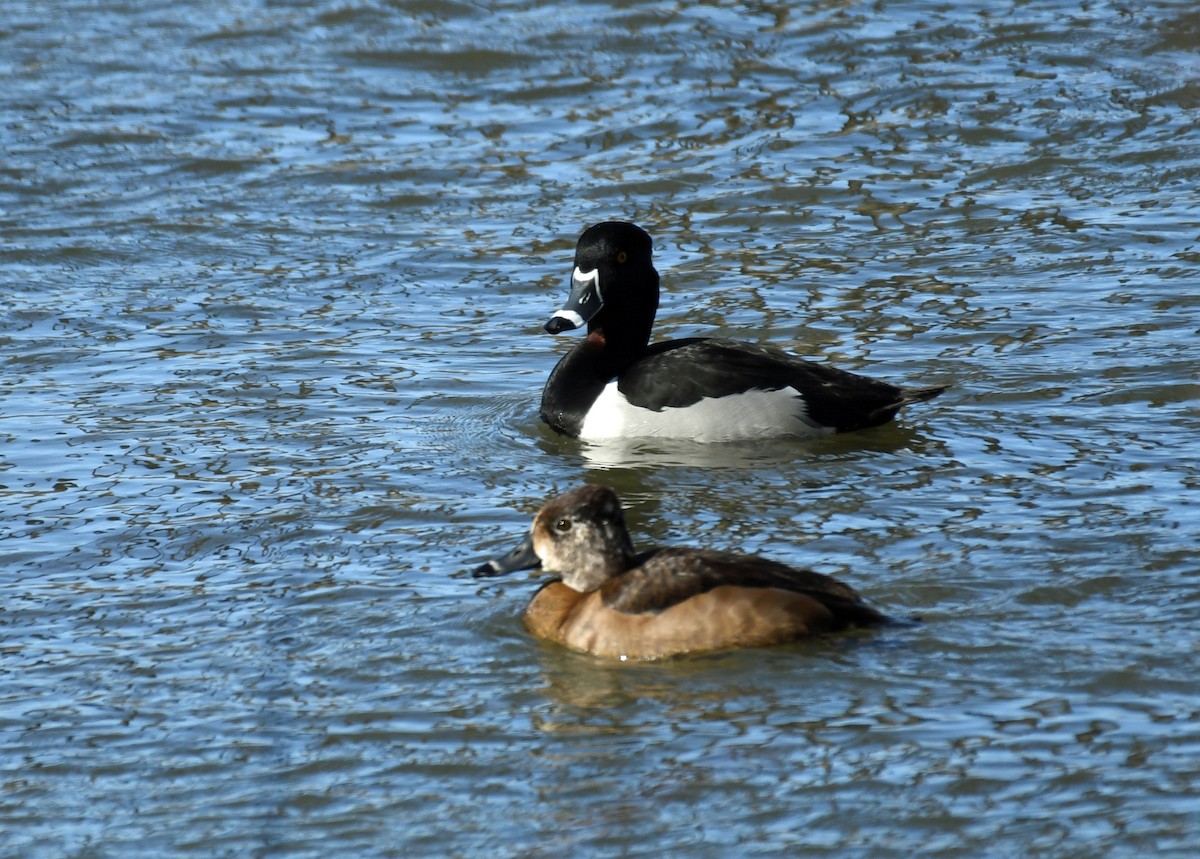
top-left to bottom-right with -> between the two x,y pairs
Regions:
616,251 -> 627,264
554,517 -> 572,533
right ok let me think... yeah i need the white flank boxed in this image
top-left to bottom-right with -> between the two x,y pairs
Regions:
578,383 -> 832,443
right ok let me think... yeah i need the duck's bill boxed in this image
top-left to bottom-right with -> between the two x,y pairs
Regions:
473,534 -> 541,578
544,266 -> 602,334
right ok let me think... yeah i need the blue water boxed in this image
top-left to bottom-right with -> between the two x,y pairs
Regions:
3,0 -> 1199,856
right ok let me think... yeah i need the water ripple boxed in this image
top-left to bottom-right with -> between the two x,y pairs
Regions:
3,0 -> 1200,856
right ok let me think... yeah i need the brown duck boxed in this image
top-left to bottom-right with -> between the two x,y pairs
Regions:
475,484 -> 889,660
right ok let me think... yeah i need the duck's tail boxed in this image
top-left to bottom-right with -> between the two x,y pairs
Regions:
867,384 -> 948,421
898,385 -> 948,406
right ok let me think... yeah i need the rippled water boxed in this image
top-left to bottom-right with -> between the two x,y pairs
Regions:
3,0 -> 1200,856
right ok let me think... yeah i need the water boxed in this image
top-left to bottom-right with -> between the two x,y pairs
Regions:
3,0 -> 1199,855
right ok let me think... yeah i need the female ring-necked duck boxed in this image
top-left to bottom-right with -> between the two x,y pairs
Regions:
539,221 -> 946,442
474,484 -> 889,660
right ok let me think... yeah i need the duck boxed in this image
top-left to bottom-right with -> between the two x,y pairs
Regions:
539,221 -> 946,442
474,484 -> 889,660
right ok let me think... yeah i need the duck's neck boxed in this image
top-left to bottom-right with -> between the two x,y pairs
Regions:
545,312 -> 652,405
539,270 -> 659,436
540,332 -> 617,436
586,268 -> 659,378
585,323 -> 649,380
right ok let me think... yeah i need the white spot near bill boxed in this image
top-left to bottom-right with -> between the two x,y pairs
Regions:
550,308 -> 586,328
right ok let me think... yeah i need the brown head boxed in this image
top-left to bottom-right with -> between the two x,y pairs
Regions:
529,484 -> 637,592
473,484 -> 637,593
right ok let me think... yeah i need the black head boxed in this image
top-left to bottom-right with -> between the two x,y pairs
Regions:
543,221 -> 659,339
574,221 -> 654,275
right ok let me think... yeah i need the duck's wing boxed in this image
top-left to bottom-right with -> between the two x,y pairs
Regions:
601,548 -> 888,626
616,338 -> 799,407
619,338 -> 944,430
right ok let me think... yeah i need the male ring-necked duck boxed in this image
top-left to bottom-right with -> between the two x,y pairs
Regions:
539,221 -> 946,442
474,484 -> 889,660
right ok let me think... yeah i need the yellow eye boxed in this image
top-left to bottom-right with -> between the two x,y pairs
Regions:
555,518 -> 572,533
616,251 -> 627,264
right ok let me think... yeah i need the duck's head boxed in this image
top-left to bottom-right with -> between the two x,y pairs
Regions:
474,484 -> 637,593
544,222 -> 658,338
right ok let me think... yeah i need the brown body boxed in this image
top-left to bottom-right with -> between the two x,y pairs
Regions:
476,486 -> 889,661
525,581 -> 864,660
